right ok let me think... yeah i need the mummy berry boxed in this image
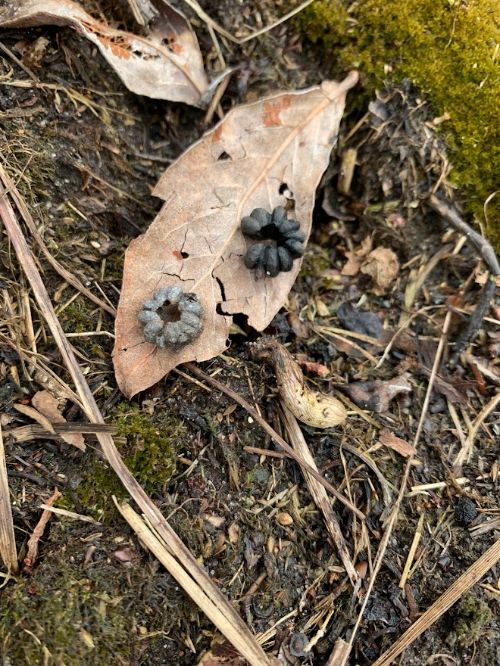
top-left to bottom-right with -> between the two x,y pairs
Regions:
241,206 -> 305,278
138,286 -> 203,348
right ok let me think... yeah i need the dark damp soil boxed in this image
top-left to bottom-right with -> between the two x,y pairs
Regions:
0,1 -> 497,665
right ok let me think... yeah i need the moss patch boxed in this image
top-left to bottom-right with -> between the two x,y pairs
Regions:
114,402 -> 181,494
0,528 -> 136,665
300,0 -> 499,245
72,403 -> 182,516
447,593 -> 493,647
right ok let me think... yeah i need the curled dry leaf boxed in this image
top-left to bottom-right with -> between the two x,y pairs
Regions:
249,338 -> 347,428
0,0 -> 208,107
360,246 -> 400,294
32,390 -> 85,451
113,73 -> 359,397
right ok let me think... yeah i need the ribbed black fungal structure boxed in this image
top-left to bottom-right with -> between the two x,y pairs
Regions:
241,206 -> 305,277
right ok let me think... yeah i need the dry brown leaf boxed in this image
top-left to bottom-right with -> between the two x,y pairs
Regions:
14,402 -> 55,434
360,246 -> 400,293
113,73 -> 359,397
0,0 -> 208,107
31,390 -> 85,451
378,428 -> 417,457
341,235 -> 372,276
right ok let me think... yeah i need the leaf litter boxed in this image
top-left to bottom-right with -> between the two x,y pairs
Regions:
113,72 -> 359,397
0,4 -> 498,666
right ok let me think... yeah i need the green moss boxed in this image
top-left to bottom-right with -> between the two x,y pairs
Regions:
0,531 -> 134,664
114,402 -> 181,494
300,0 -> 499,245
73,403 -> 182,513
447,593 -> 493,647
61,300 -> 93,334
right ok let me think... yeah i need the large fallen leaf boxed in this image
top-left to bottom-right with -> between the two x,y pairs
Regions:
113,72 -> 359,397
0,0 -> 208,106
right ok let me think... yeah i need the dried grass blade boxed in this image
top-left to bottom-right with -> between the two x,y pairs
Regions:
0,423 -> 18,574
281,404 -> 358,585
325,637 -> 351,666
0,180 -> 271,666
372,538 -> 500,666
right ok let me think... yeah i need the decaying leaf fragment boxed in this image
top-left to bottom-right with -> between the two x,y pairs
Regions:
0,0 -> 208,106
32,390 -> 85,451
249,338 -> 347,428
113,73 -> 358,397
361,246 -> 400,293
342,373 -> 412,413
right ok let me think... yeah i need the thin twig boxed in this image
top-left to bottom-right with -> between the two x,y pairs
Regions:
23,488 -> 61,574
0,165 -> 116,316
114,498 -> 270,664
185,362 -> 365,520
372,538 -> 500,666
428,194 -> 499,276
453,391 -> 500,468
181,0 -> 315,44
450,273 -> 497,364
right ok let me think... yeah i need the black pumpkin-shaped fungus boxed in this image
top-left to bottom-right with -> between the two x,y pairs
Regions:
138,286 -> 203,348
241,206 -> 305,277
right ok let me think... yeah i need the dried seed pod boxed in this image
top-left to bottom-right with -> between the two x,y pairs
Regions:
271,205 -> 287,223
276,218 -> 300,235
241,206 -> 306,278
241,216 -> 263,238
249,338 -> 347,428
138,287 -> 203,348
241,208 -> 272,238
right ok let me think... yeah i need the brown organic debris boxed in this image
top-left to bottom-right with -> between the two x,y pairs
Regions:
342,373 -> 412,413
31,390 -> 85,451
0,0 -> 208,106
360,246 -> 400,294
378,428 -> 417,458
250,338 -> 347,428
23,488 -> 62,574
114,73 -> 358,396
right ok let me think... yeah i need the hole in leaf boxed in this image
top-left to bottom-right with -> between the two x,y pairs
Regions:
159,302 -> 181,323
181,251 -> 189,258
279,183 -> 288,194
217,151 -> 231,161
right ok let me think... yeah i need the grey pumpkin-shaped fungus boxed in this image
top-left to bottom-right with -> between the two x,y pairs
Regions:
241,206 -> 305,277
138,286 -> 203,348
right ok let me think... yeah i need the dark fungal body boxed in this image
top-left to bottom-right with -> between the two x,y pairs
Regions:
241,206 -> 305,277
138,286 -> 203,348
